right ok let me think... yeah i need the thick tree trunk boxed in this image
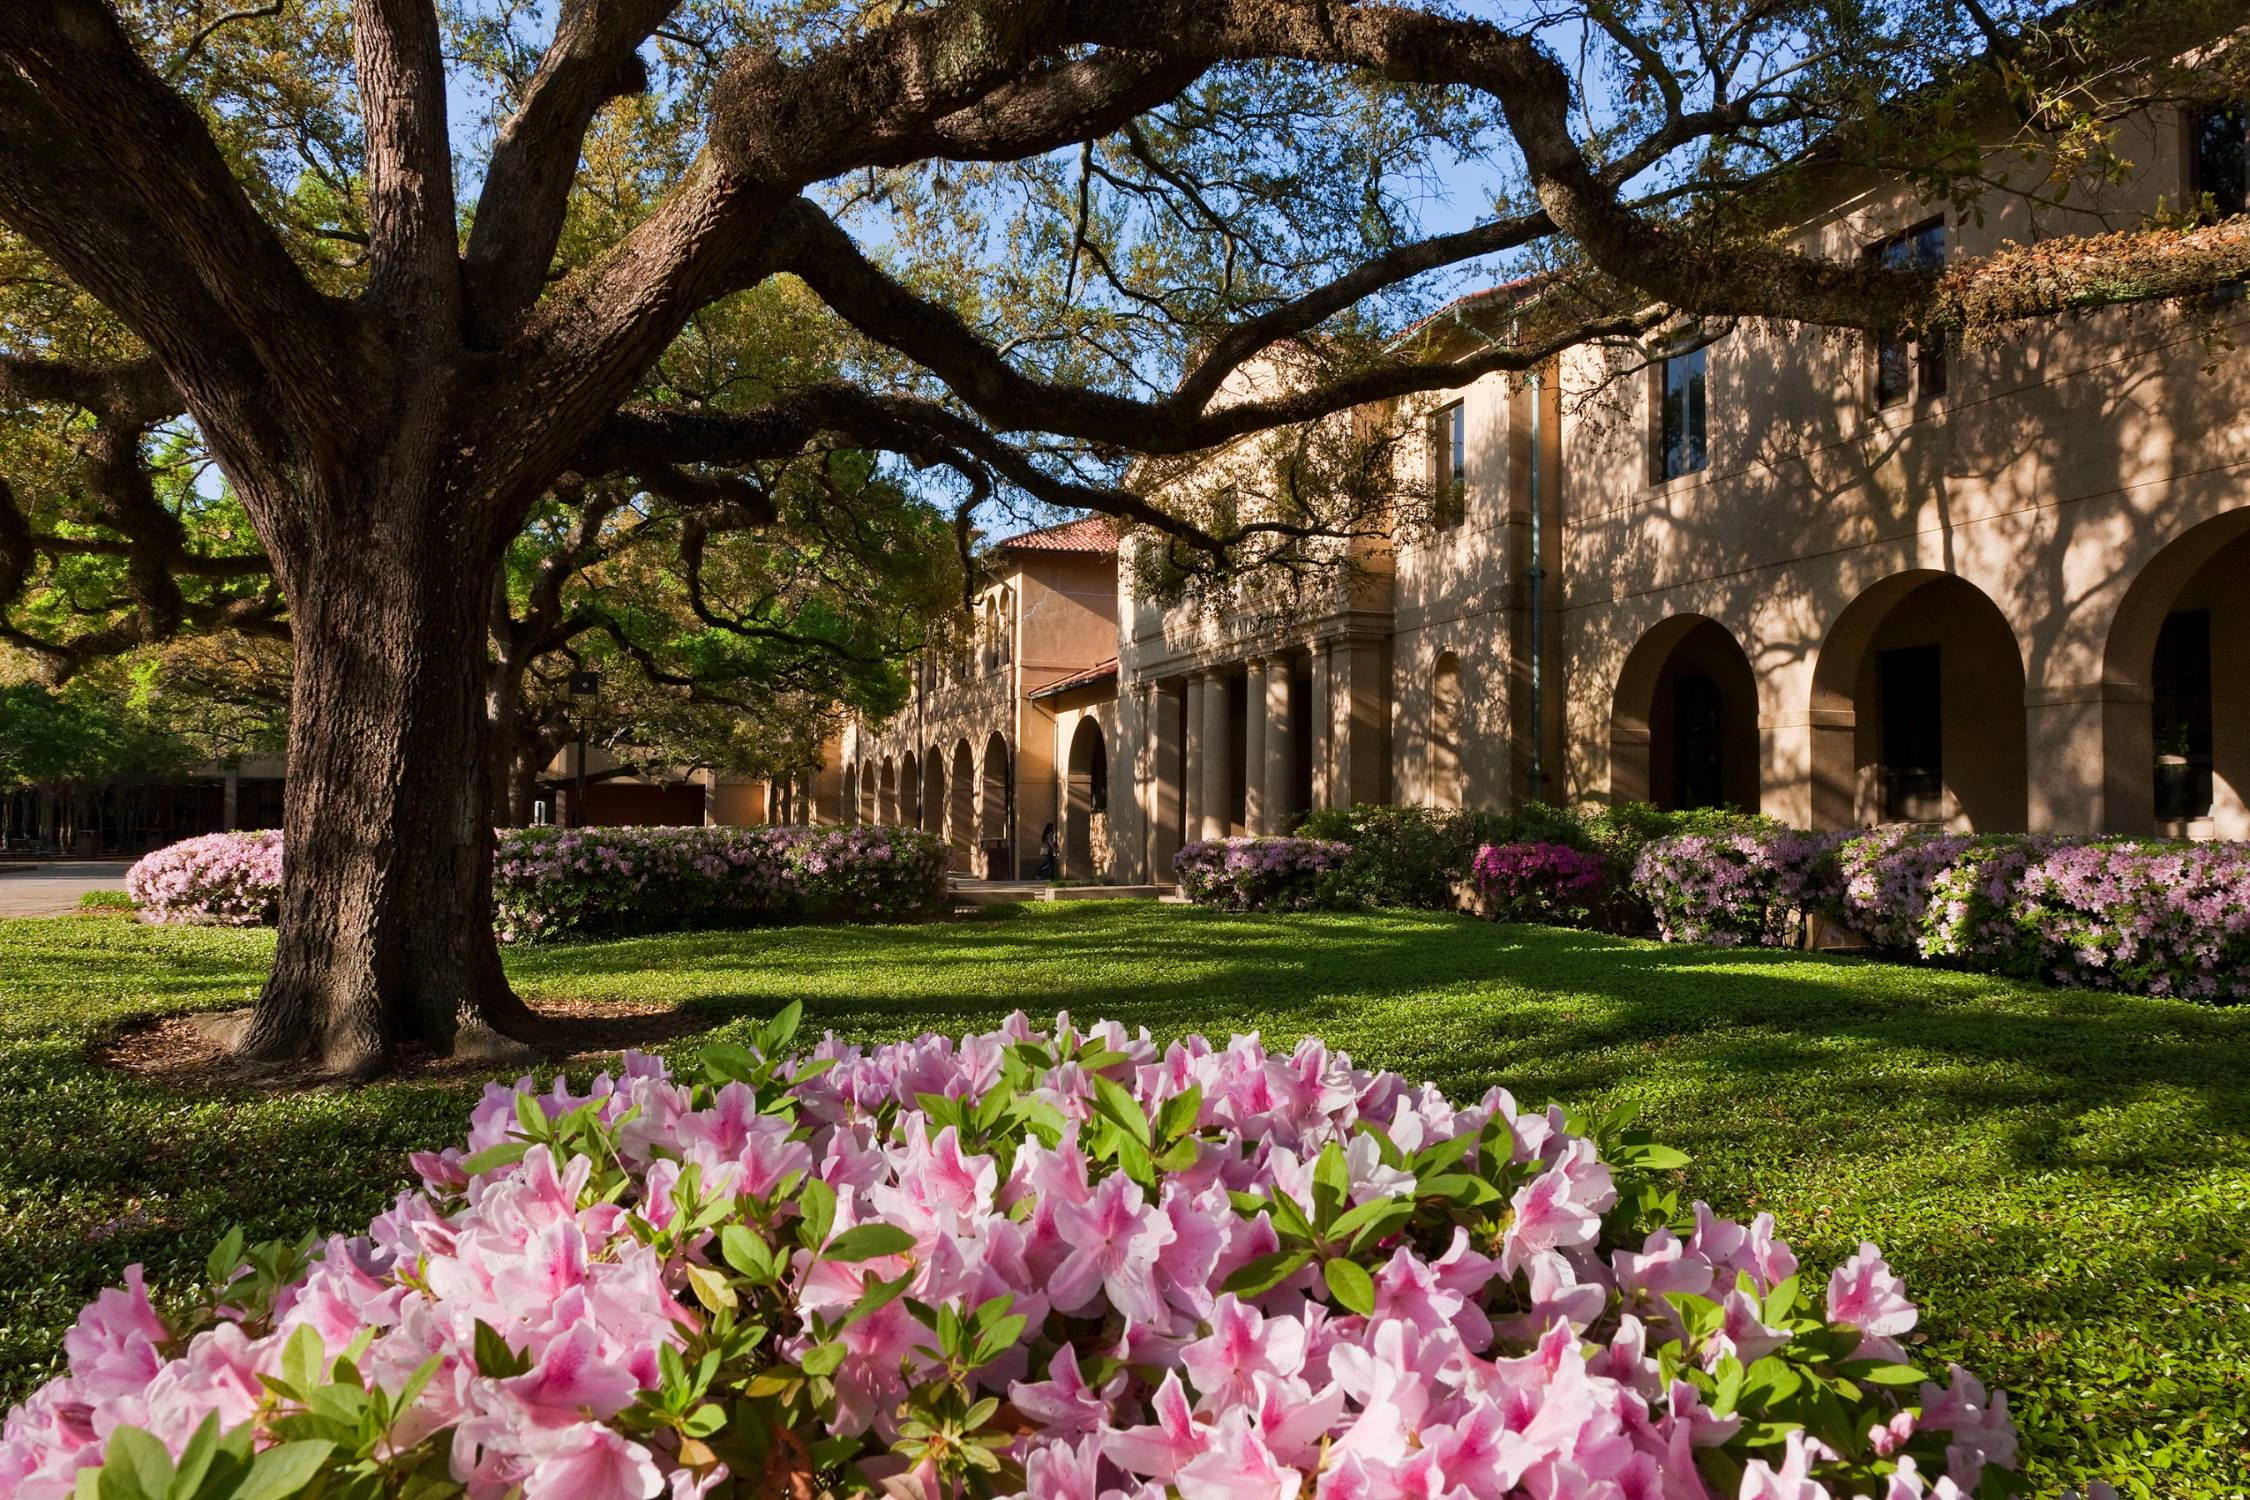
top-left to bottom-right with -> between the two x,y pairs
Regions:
238,491 -> 539,1077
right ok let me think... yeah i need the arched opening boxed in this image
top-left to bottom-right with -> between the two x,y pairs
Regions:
1611,616 -> 1759,812
922,751 -> 945,836
840,763 -> 859,825
1810,572 -> 2027,832
2102,510 -> 2250,837
980,732 -> 1012,877
1064,718 -> 1109,881
861,759 -> 880,824
899,751 -> 921,828
1429,652 -> 1465,810
948,740 -> 976,871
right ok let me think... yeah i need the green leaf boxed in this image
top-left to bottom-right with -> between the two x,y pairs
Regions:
798,1176 -> 839,1250
721,1224 -> 773,1283
1763,1274 -> 1801,1326
764,1000 -> 804,1054
1221,1249 -> 1312,1298
826,1223 -> 916,1262
167,1413 -> 225,1500
204,1227 -> 245,1289
459,1140 -> 531,1177
1156,1086 -> 1202,1142
698,1042 -> 757,1084
800,1341 -> 847,1378
100,1426 -> 172,1500
1311,1142 -> 1350,1226
473,1320 -> 530,1379
279,1323 -> 325,1400
1090,1076 -> 1152,1148
230,1441 -> 333,1500
686,1263 -> 737,1312
1844,1359 -> 1928,1387
1322,1257 -> 1377,1316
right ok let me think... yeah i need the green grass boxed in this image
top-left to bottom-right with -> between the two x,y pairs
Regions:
2,904 -> 2246,1494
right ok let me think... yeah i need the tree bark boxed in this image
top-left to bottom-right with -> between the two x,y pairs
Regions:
238,477 -> 538,1077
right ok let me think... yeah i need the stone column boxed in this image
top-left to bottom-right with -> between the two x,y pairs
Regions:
1263,655 -> 1296,832
1149,679 -> 1186,878
1199,668 -> 1232,840
1329,636 -> 1389,808
1243,657 -> 1269,834
1308,642 -> 1333,809
222,766 -> 240,832
1182,672 -> 1206,841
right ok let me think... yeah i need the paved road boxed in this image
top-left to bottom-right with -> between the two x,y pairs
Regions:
0,860 -> 135,917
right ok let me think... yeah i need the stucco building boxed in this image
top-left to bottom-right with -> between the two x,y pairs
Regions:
820,98 -> 2250,887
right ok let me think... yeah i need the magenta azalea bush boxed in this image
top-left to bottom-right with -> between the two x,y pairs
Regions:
1630,830 -> 1837,948
125,826 -> 948,941
1173,837 -> 1351,912
2,1009 -> 2021,1500
124,831 -> 286,927
1469,842 -> 1607,926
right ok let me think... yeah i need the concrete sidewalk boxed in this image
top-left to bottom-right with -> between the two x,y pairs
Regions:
0,860 -> 135,917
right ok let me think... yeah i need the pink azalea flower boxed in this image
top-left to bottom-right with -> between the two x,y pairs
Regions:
525,1422 -> 662,1500
1180,1296 -> 1306,1412
1051,1172 -> 1177,1324
1104,1371 -> 1210,1480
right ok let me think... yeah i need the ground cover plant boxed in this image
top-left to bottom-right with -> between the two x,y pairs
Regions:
124,826 -> 949,940
0,906 -> 2244,1493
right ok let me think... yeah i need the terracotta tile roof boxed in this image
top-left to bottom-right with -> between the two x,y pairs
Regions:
1028,657 -> 1120,700
990,515 -> 1119,555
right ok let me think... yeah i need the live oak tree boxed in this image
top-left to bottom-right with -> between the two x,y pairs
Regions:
2,0 -> 2245,1075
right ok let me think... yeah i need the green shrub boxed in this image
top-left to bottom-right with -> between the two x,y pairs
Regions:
74,890 -> 137,913
1294,804 -> 1513,908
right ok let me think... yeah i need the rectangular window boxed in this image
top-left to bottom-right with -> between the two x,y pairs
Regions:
1429,401 -> 1466,527
1879,644 -> 1944,823
2153,608 -> 2215,821
2193,106 -> 2250,220
1658,346 -> 1707,481
1870,220 -> 1947,407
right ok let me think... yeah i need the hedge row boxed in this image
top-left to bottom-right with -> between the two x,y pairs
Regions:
1189,803 -> 2250,1003
125,824 -> 950,941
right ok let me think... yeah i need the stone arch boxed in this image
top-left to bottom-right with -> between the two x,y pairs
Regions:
876,758 -> 895,823
841,763 -> 860,825
1428,651 -> 1465,810
922,749 -> 945,836
2099,509 -> 2250,836
1610,615 -> 1759,812
1064,717 -> 1109,880
980,732 -> 1012,874
947,739 -> 976,871
1809,571 -> 2027,832
899,750 -> 921,828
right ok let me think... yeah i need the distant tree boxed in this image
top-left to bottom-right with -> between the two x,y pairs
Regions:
0,0 -> 2243,1073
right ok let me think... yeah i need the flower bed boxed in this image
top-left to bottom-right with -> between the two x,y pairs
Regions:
126,825 -> 948,940
1,1010 -> 2019,1500
1469,840 -> 1606,925
1173,836 -> 1350,911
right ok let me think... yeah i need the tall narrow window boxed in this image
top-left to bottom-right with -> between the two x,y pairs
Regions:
1658,346 -> 1707,481
2192,106 -> 2249,220
1879,644 -> 1944,823
2153,608 -> 2215,822
1429,401 -> 1467,527
1870,220 -> 1948,407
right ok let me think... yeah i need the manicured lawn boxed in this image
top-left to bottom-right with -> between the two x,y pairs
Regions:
2,903 -> 2246,1494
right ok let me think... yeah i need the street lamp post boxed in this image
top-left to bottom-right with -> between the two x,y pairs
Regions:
568,671 -> 601,827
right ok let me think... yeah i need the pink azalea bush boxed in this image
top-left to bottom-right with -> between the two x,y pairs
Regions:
1815,829 -> 2250,1002
1174,837 -> 1351,912
124,831 -> 285,927
3,1009 -> 2023,1500
125,825 -> 948,940
1630,830 -> 1837,948
1469,841 -> 1608,926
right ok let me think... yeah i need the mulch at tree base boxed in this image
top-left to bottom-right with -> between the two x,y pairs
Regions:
98,1001 -> 719,1093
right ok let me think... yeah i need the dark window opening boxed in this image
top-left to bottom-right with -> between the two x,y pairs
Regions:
1671,672 -> 1726,811
2153,608 -> 2215,822
1880,644 -> 1944,822
1658,347 -> 1707,481
1870,221 -> 1947,407
1430,401 -> 1467,527
2193,106 -> 2249,221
